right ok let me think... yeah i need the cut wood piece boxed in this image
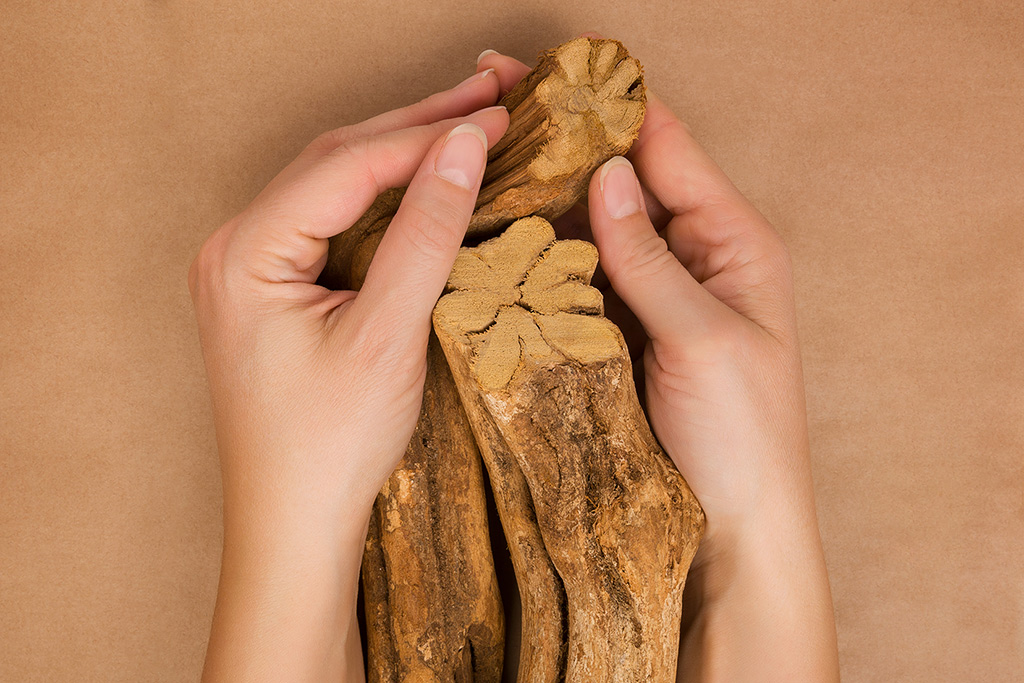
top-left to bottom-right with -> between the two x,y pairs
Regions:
434,216 -> 705,683
319,36 -> 646,290
468,36 -> 646,236
442,355 -> 569,683
360,334 -> 505,682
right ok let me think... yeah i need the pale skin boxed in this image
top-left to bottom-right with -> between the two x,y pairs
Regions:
191,42 -> 840,683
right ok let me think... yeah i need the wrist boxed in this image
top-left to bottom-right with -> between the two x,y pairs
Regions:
217,440 -> 381,548
681,489 -> 839,682
203,505 -> 370,682
696,488 -> 825,595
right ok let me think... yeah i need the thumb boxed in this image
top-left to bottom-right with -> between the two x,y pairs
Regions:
588,156 -> 730,345
355,123 -> 490,332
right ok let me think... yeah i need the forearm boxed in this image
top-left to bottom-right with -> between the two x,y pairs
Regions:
678,494 -> 839,682
189,78 -> 503,681
202,504 -> 371,683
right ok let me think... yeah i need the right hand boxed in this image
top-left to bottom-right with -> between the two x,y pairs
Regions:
479,45 -> 839,682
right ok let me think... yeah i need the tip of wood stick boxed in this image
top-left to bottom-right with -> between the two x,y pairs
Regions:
434,216 -> 621,390
468,37 -> 646,237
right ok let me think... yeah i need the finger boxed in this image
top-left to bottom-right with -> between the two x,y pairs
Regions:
306,69 -> 501,157
627,91 -> 750,218
627,92 -> 782,251
549,196 -> 670,260
475,50 -> 531,95
260,69 -> 502,196
356,123 -> 488,326
588,156 -> 734,346
228,107 -> 509,284
641,183 -> 673,230
627,91 -> 790,291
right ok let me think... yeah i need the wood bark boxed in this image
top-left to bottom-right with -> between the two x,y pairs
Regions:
433,217 -> 706,682
361,334 -> 504,682
470,36 -> 646,236
315,35 -> 693,682
322,201 -> 504,680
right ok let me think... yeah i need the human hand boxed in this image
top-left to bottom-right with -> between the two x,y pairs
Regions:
189,70 -> 509,682
478,47 -> 839,682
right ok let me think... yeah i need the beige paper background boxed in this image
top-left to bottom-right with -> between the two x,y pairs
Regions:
2,1 -> 1021,680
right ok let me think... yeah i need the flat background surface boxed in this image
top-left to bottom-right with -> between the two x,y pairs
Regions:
2,1 -> 1022,680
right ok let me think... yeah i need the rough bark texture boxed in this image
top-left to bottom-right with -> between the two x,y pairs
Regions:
321,186 -> 404,290
434,217 -> 705,682
321,36 -> 645,290
324,198 -> 504,680
361,334 -> 504,682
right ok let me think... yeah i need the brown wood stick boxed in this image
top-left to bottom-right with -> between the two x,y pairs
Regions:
317,37 -> 654,681
321,36 -> 646,291
360,335 -> 504,682
434,217 -> 705,682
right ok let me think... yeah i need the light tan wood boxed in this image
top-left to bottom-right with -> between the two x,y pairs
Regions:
361,335 -> 504,682
321,37 -> 646,289
468,37 -> 646,235
434,217 -> 705,682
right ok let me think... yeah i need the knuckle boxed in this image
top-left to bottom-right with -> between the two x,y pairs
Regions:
400,199 -> 467,258
335,135 -> 395,189
307,121 -> 376,158
719,210 -> 793,283
666,115 -> 695,139
321,135 -> 401,203
620,233 -> 678,280
306,128 -> 345,156
328,136 -> 363,169
747,227 -> 793,283
188,226 -> 241,302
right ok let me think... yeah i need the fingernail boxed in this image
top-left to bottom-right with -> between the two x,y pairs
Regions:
599,156 -> 642,219
477,49 -> 500,64
435,123 -> 487,189
455,68 -> 494,90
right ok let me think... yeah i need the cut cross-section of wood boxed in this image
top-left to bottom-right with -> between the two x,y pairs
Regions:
434,216 -> 705,682
468,36 -> 646,236
320,36 -> 646,290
